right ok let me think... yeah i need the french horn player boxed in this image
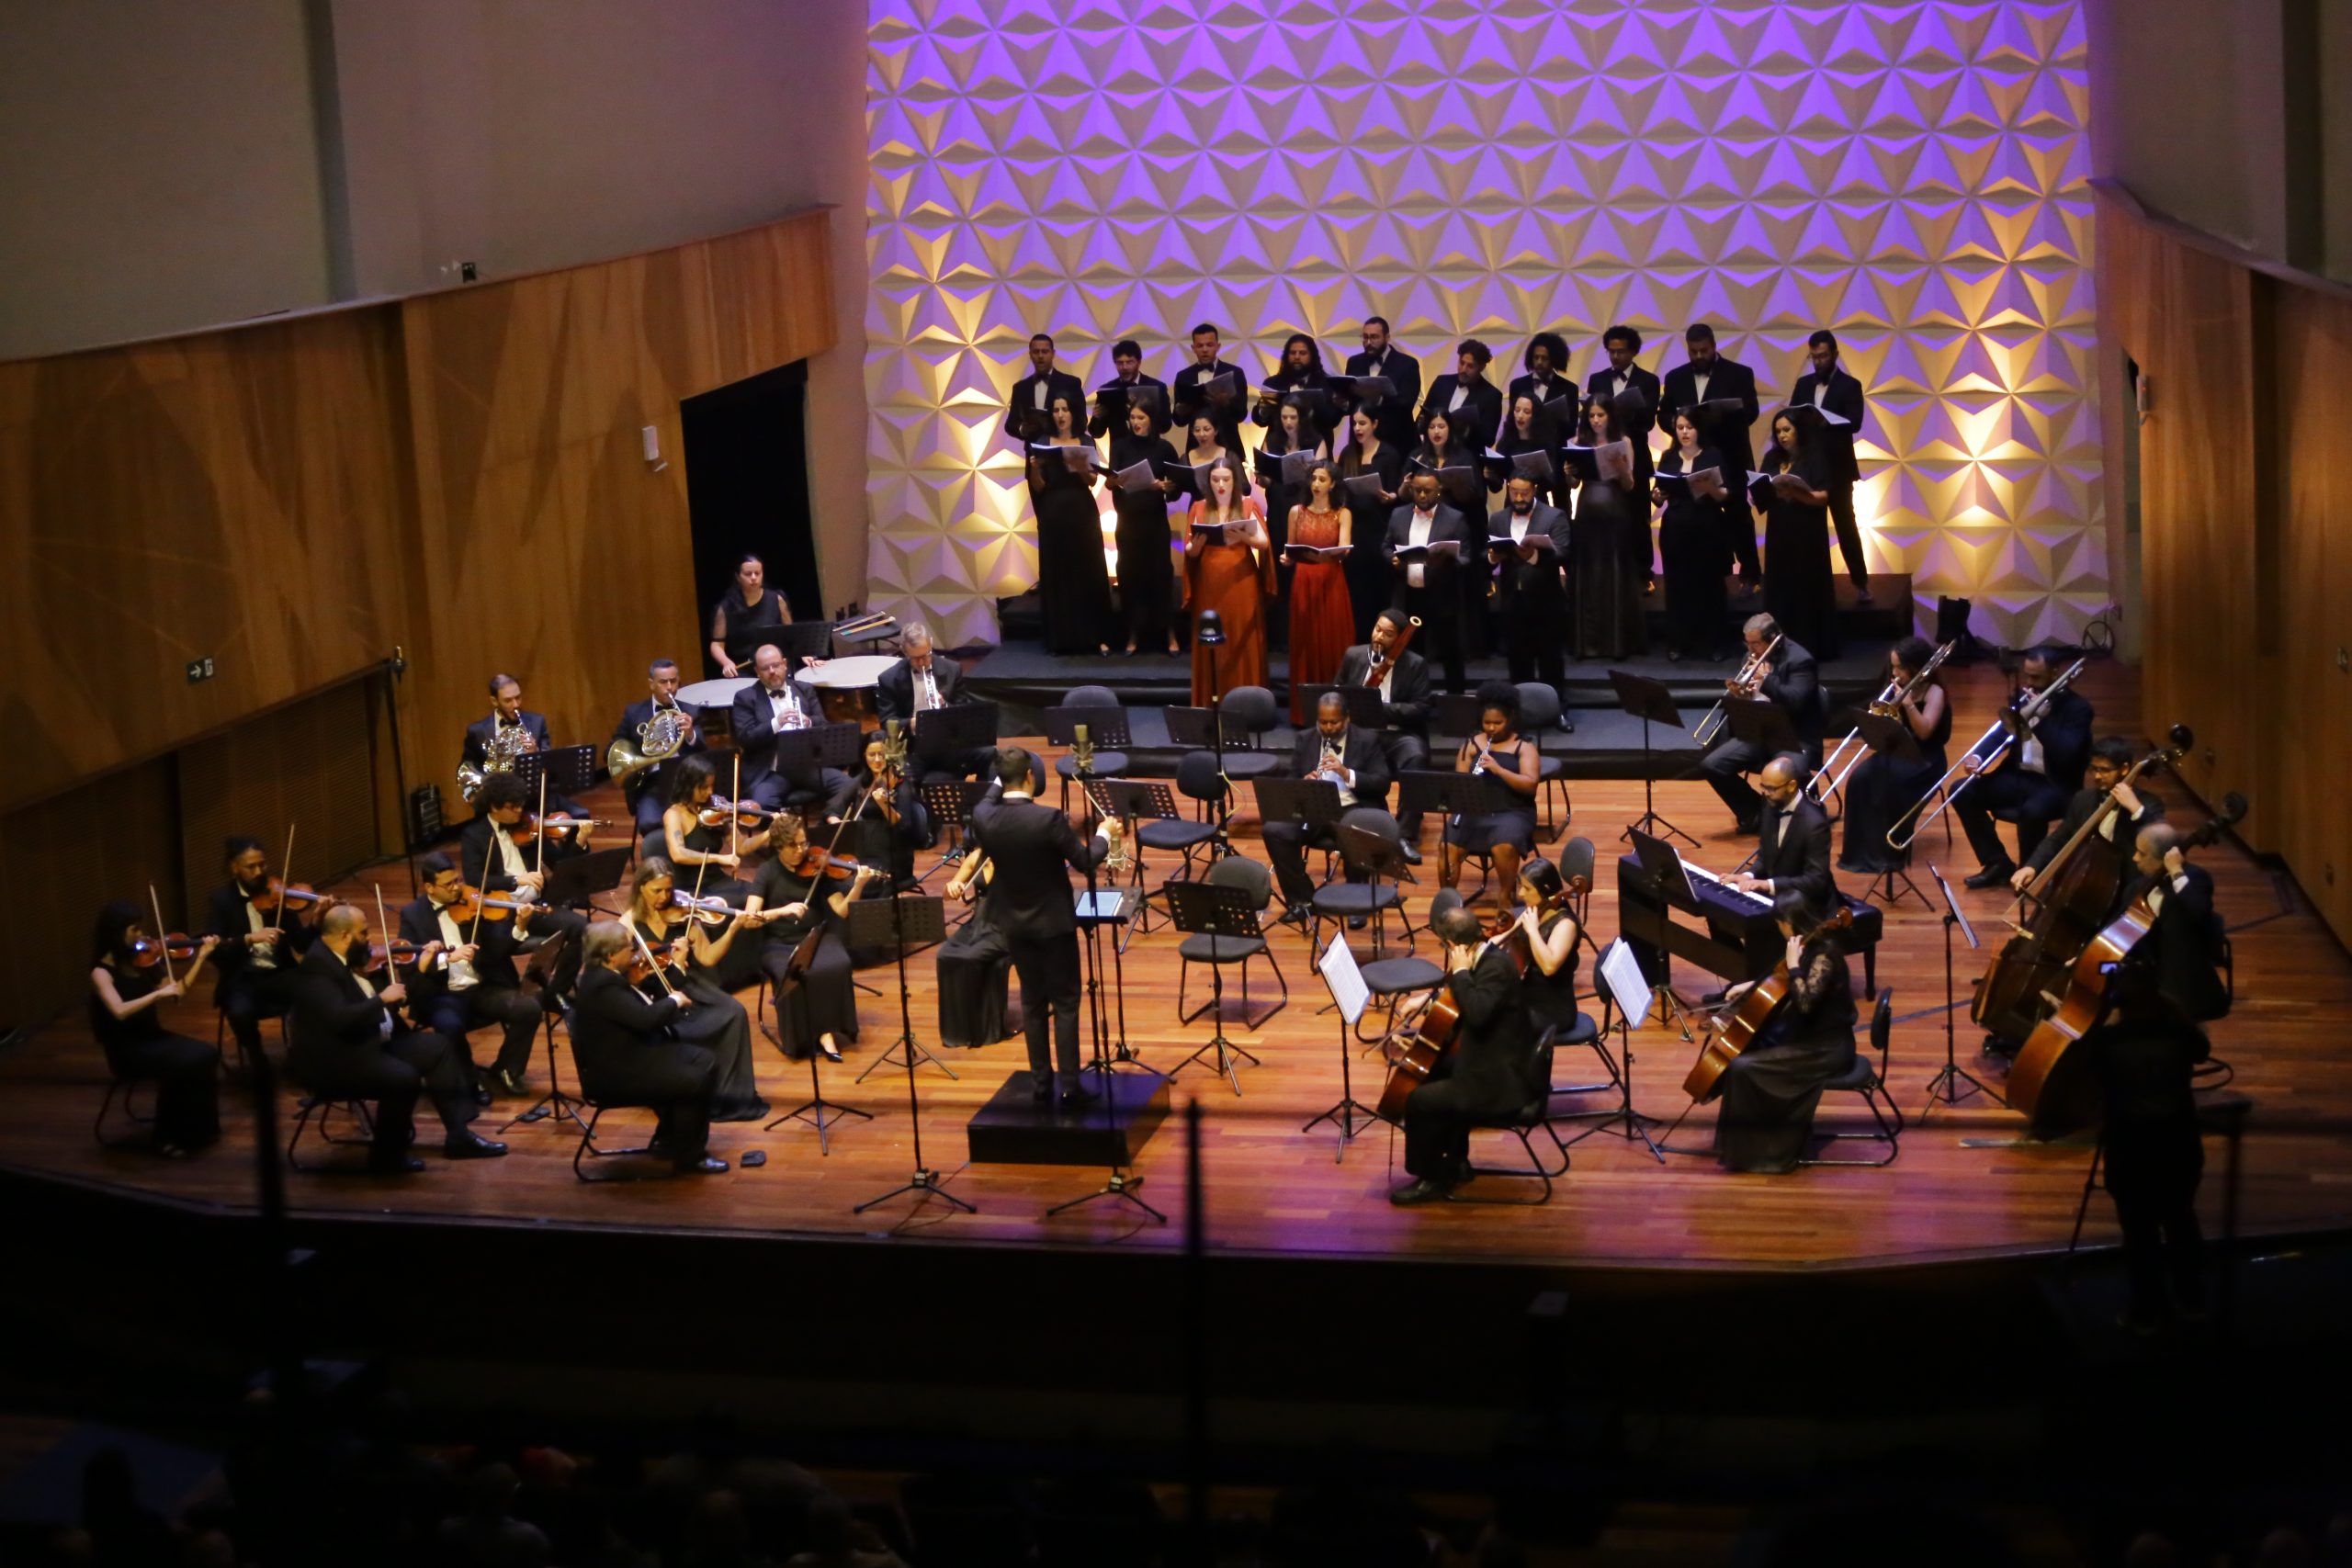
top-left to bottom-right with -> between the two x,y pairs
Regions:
609,659 -> 707,840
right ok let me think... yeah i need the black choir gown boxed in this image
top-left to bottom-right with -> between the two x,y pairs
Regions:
937,872 -> 1017,1049
1838,694 -> 1951,874
1030,448 -> 1113,653
632,913 -> 766,1120
752,860 -> 864,1062
1763,445 -> 1840,658
1713,942 -> 1859,1174
1656,447 -> 1734,660
1107,432 -> 1177,649
1338,443 -> 1407,639
1570,468 -> 1647,660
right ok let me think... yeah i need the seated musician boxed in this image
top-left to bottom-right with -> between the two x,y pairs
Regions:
617,861 -> 767,1118
660,755 -> 755,906
1390,905 -> 1542,1206
1711,895 -> 1858,1175
1837,637 -> 1950,874
938,846 -> 1016,1048
89,903 -> 222,1156
1722,754 -> 1837,925
1440,683 -> 1541,900
461,673 -> 587,824
1266,691 -> 1394,924
833,730 -> 935,890
726,643 -> 850,812
2121,823 -> 2230,1021
2008,735 -> 2165,898
288,903 -> 505,1171
458,774 -> 590,947
1334,611 -> 1433,845
877,624 -> 990,782
614,659 -> 707,839
1697,615 -> 1826,832
398,852 -> 549,1099
1957,647 -> 2092,888
1508,859 -> 1585,1042
570,921 -> 729,1174
205,835 -> 326,1066
747,813 -> 882,1064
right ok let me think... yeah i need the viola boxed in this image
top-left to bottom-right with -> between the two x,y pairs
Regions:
248,877 -> 329,915
697,795 -> 780,830
129,933 -> 203,969
1681,907 -> 1856,1103
508,811 -> 604,843
439,884 -> 535,923
356,938 -> 430,975
625,941 -> 681,983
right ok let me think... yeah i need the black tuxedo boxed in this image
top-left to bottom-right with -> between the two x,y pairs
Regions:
611,698 -> 708,835
1754,795 -> 1837,922
727,674 -> 850,809
1418,373 -> 1504,449
456,819 -> 590,951
1262,726 -> 1396,907
1086,372 -> 1170,439
1660,356 -> 1763,579
1585,364 -> 1662,426
286,942 -> 472,1155
1506,370 -> 1576,418
1487,502 -> 1571,688
2024,786 -> 2166,883
205,878 -> 319,1059
399,894 -> 544,1085
1404,945 -> 1539,1183
1789,364 -> 1869,584
969,787 -> 1112,1088
2122,863 -> 2229,1021
877,658 -> 991,780
571,964 -> 716,1160
1698,637 -> 1826,825
1170,359 -> 1248,452
1343,347 -> 1422,450
1004,368 -> 1086,444
461,710 -> 553,770
1335,643 -> 1434,833
1955,686 -> 2094,870
1384,503 -> 1473,693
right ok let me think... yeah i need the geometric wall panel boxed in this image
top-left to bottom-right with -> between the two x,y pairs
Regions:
866,0 -> 2100,651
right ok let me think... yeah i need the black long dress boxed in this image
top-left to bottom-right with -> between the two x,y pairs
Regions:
1763,443 -> 1839,658
90,961 -> 220,1150
1838,691 -> 1951,873
837,770 -> 933,888
1520,909 -> 1584,1040
1656,446 -> 1734,660
1570,466 -> 1646,660
1338,442 -> 1407,639
710,585 -> 786,673
669,808 -> 753,912
751,859 -> 863,1062
628,911 -> 766,1121
937,864 -> 1016,1049
1107,431 -> 1177,649
1030,446 -> 1112,653
1713,939 -> 1858,1174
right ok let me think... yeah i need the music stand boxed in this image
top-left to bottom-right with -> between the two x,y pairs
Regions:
1920,864 -> 2006,1117
540,846 -> 632,913
1566,937 -> 1667,1163
1397,770 -> 1507,897
918,778 -> 989,877
503,930 -> 591,1134
1607,670 -> 1697,846
512,744 -> 599,803
913,701 -> 999,773
1049,842 -> 1163,1223
1303,933 -> 1385,1159
1093,779 -> 1184,946
850,891 -> 975,1217
763,925 -> 873,1152
769,621 -> 835,662
775,721 -> 864,777
1840,710 -> 1930,911
1250,776 -> 1345,914
1164,881 -> 1264,1095
1723,695 -> 1802,760
1624,829 -> 1710,1043
1296,684 -> 1386,729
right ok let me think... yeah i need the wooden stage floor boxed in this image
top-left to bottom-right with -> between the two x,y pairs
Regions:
6,660 -> 2347,1277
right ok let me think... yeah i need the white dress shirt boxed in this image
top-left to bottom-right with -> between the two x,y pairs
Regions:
1406,507 -> 1437,588
764,679 -> 807,731
242,891 -> 277,970
434,906 -> 479,991
1692,370 -> 1712,403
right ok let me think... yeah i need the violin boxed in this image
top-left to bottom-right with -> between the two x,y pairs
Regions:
795,849 -> 865,884
698,795 -> 780,830
625,941 -> 681,983
129,933 -> 204,969
356,939 -> 430,975
507,811 -> 605,843
248,877 -> 330,915
671,890 -> 738,928
439,884 -> 535,923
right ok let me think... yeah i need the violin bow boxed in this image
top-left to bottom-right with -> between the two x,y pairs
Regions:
147,882 -> 178,992
536,771 -> 548,879
372,883 -> 398,985
730,755 -> 742,862
281,822 -> 297,924
627,918 -> 680,998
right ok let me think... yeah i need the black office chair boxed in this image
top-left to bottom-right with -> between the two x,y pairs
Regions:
1544,835 -> 1613,1097
1309,812 -> 1418,953
1799,987 -> 1904,1167
1218,685 -> 1284,781
1514,681 -> 1575,843
1447,1026 -> 1569,1204
1126,753 -> 1227,941
1175,855 -> 1287,1030
1049,684 -> 1130,813
562,996 -> 696,1182
1355,877 -> 1449,1050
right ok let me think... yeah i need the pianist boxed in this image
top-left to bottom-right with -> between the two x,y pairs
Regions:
1722,754 -> 1837,924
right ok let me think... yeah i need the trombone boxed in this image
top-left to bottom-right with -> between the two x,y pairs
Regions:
1885,655 -> 2087,850
1693,634 -> 1781,747
1808,638 -> 1956,807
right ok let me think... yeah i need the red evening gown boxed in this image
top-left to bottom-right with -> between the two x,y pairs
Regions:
1285,504 -> 1353,722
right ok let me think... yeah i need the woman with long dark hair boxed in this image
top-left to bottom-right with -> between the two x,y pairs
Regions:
1760,406 -> 1839,657
88,902 -> 223,1156
1025,392 -> 1114,655
707,552 -> 789,677
1183,458 -> 1273,704
1283,460 -> 1355,722
1337,405 -> 1406,639
1106,398 -> 1180,654
1653,410 -> 1735,662
619,858 -> 767,1119
1568,394 -> 1648,659
1837,636 -> 1951,874
748,813 -> 880,1065
1711,897 -> 1860,1174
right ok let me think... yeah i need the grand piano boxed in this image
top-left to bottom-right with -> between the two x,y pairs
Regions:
1616,852 -> 1883,999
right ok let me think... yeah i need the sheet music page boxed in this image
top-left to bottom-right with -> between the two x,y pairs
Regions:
1317,934 -> 1372,1025
1598,938 -> 1655,1029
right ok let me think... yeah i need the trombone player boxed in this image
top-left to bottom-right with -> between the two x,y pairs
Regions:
1954,647 -> 2093,888
1696,615 -> 1826,833
611,659 -> 707,840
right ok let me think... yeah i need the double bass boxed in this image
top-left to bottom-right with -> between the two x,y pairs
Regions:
1973,727 -> 2190,1041
1681,907 -> 1854,1102
2006,794 -> 2246,1134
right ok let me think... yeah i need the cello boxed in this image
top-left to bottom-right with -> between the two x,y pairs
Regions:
1376,916 -> 1533,1122
1681,907 -> 1854,1102
2005,794 -> 2245,1134
1973,727 -> 2191,1040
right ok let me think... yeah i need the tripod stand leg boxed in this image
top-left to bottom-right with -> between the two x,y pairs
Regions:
767,1048 -> 872,1153
504,1014 -> 591,1133
855,1035 -> 957,1083
853,1168 -> 978,1216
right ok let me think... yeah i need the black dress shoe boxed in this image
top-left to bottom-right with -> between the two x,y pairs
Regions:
471,1083 -> 494,1107
443,1132 -> 509,1160
1348,915 -> 1368,931
1058,1082 -> 1100,1109
368,1153 -> 427,1175
1963,862 -> 2016,891
1388,1177 -> 1448,1207
1030,1077 -> 1054,1104
676,1156 -> 729,1175
1397,841 -> 1423,865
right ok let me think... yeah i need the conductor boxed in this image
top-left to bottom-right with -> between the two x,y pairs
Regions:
970,746 -> 1128,1107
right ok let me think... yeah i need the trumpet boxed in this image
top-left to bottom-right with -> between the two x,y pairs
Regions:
1886,655 -> 2087,850
1809,639 -> 1956,806
605,706 -> 691,786
1693,634 -> 1781,746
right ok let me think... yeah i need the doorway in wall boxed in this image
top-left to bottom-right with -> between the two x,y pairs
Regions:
682,361 -> 820,676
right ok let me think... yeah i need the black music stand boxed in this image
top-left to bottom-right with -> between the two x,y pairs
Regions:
540,846 -> 631,913
918,778 -> 989,877
763,926 -> 873,1152
1839,710 -> 1930,911
1250,775 -> 1346,913
1723,694 -> 1802,761
1302,932 -> 1386,1159
511,744 -> 599,803
774,720 -> 864,777
1920,864 -> 2006,1117
1049,862 -> 1163,1223
1295,684 -> 1386,729
1607,670 -> 1697,846
1397,769 -> 1508,898
771,621 -> 835,662
1624,829 -> 1712,1043
1094,779 -> 1184,947
1566,937 -> 1668,1163
503,930 -> 591,1134
1164,881 -> 1264,1095
913,700 -> 998,775
851,891 -> 976,1218
849,893 -> 956,1084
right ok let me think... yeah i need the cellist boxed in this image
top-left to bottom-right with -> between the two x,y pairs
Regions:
1710,896 -> 1859,1175
1388,904 -> 1541,1207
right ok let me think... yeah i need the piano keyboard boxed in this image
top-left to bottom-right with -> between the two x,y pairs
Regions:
1680,857 -> 1774,910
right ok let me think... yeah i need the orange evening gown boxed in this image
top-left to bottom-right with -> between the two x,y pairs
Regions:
1184,499 -> 1273,705
1284,505 -> 1353,722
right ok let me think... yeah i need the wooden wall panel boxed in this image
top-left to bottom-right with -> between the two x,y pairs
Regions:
2274,288 -> 2352,941
0,760 -> 182,1032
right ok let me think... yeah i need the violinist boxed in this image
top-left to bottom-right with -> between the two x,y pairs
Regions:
570,921 -> 728,1174
618,859 -> 767,1120
89,902 -> 222,1156
288,903 -> 504,1171
832,730 -> 933,889
1335,612 -> 1433,843
2121,823 -> 2230,1022
1439,683 -> 1541,902
727,643 -> 848,811
460,673 -> 588,825
1267,692 -> 1393,922
205,835 -> 326,1066
937,846 -> 1014,1049
747,813 -> 880,1064
1710,895 -> 1857,1175
1957,647 -> 2095,888
661,756 -> 753,905
1389,904 -> 1540,1206
397,852 -> 549,1099
1838,637 -> 1951,874
458,774 -> 590,946
2011,736 -> 2165,897
615,659 -> 708,839
1509,859 -> 1585,1043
